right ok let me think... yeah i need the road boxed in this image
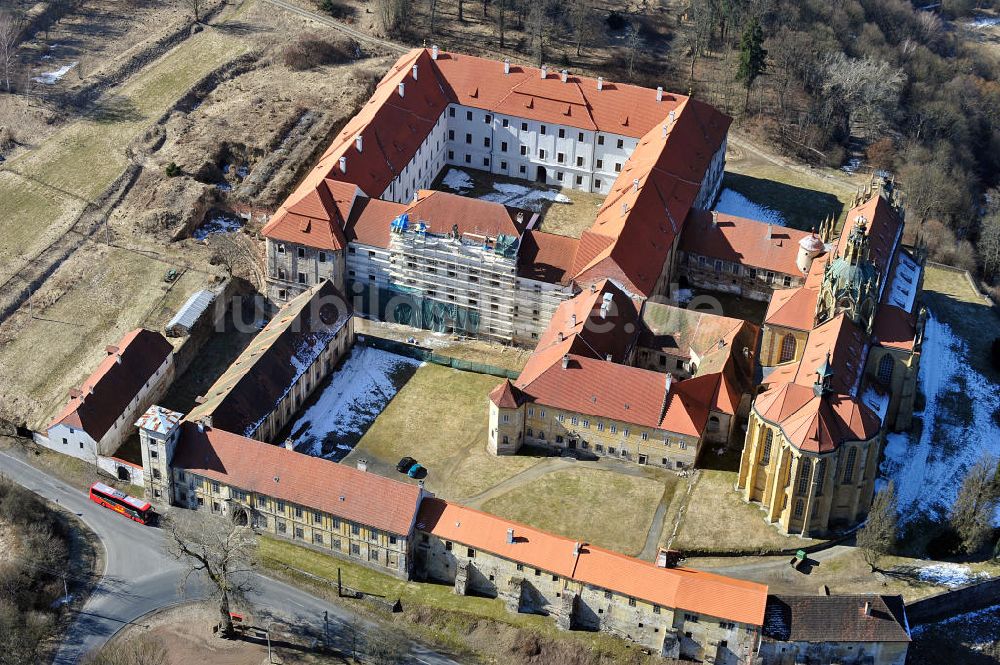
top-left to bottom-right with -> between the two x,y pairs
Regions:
260,0 -> 408,54
0,450 -> 459,665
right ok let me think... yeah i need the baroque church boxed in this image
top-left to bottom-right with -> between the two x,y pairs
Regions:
738,178 -> 926,536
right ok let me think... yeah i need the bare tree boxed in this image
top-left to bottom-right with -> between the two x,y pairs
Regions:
0,9 -> 23,93
208,230 -> 266,292
164,511 -> 259,637
375,0 -> 410,35
364,628 -> 409,664
949,454 -> 1000,555
977,191 -> 1000,279
84,635 -> 168,665
181,0 -> 207,23
626,20 -> 642,81
569,0 -> 594,57
821,53 -> 904,141
495,0 -> 505,48
856,481 -> 898,572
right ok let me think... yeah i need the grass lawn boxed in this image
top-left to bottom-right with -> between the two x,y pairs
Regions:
342,365 -> 539,500
669,469 -> 823,554
722,149 -> 857,232
0,26 -> 249,284
536,186 -> 605,238
481,467 -> 672,556
921,264 -> 1000,383
0,244 -> 214,429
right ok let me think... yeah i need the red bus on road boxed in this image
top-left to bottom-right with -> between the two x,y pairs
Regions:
89,482 -> 154,525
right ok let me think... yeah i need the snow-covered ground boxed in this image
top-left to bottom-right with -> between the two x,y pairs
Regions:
33,62 -> 77,84
915,562 -> 989,588
714,188 -> 787,226
438,168 -> 571,211
286,346 -> 421,460
911,602 -> 1000,640
964,14 -> 1000,28
880,313 -> 1000,524
192,212 -> 244,240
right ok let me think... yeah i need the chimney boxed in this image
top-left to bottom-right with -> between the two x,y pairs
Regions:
665,373 -> 673,392
197,421 -> 204,433
597,76 -> 603,91
668,110 -> 676,124
506,528 -> 514,544
355,134 -> 363,153
863,601 -> 872,617
621,201 -> 629,215
431,44 -> 439,60
711,210 -> 718,226
590,283 -> 596,293
600,303 -> 608,319
561,354 -> 570,369
87,385 -> 95,396
398,81 -> 405,97
605,353 -> 612,361
557,331 -> 564,341
570,313 -> 577,327
561,69 -> 568,83
339,156 -> 347,173
283,438 -> 294,450
656,86 -> 663,102
632,178 -> 639,192
357,458 -> 368,472
412,63 -> 418,80
115,353 -> 122,365
105,345 -> 119,355
540,65 -> 547,79
573,541 -> 581,556
766,224 -> 773,240
503,58 -> 510,74
662,124 -> 668,139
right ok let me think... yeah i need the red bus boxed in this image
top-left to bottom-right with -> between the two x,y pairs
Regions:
89,482 -> 154,525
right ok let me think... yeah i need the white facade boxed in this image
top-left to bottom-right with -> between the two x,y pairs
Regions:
43,353 -> 174,462
443,103 -> 638,194
380,111 -> 449,204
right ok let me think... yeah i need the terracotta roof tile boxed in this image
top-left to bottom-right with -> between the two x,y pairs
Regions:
172,423 -> 423,535
681,211 -> 820,276
516,230 -> 579,284
49,329 -> 173,440
764,595 -> 910,643
416,498 -> 768,625
764,287 -> 818,331
753,383 -> 880,453
488,379 -> 523,408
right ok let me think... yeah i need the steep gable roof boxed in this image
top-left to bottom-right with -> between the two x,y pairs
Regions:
49,329 -> 173,441
764,595 -> 910,643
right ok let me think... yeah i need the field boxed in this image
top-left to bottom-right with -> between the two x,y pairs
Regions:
667,470 -> 823,554
481,467 -> 673,556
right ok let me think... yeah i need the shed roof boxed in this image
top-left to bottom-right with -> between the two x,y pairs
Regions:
166,289 -> 217,333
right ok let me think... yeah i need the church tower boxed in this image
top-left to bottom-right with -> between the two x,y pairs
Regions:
815,216 -> 880,333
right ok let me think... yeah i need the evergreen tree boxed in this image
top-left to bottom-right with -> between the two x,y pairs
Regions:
736,17 -> 767,116
857,481 -> 898,572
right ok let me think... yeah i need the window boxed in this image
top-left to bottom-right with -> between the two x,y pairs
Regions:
794,499 -> 804,517
783,275 -> 792,287
595,444 -> 603,452
714,259 -> 723,272
484,137 -> 491,148
778,333 -> 798,364
596,159 -> 603,169
582,419 -> 589,428
604,590 -> 613,599
597,422 -> 604,432
466,110 -> 473,121
294,527 -> 304,539
538,149 -> 545,159
557,152 -> 564,163
152,468 -> 161,479
256,496 -> 267,508
351,543 -> 361,555
276,500 -> 285,512
843,447 -> 858,483
628,597 -> 636,607
597,135 -> 605,146
877,354 -> 894,384
594,179 -> 601,189
622,428 -> 629,437
464,154 -> 471,164
761,429 -> 773,465
798,458 -> 811,495
351,524 -> 361,535
278,520 -> 286,533
277,244 -> 285,254
501,141 -> 507,152
313,512 -> 322,524
449,107 -> 455,117
576,175 -> 583,185
467,548 -> 476,558
502,414 -> 509,423
465,133 -> 472,144
578,132 -> 584,142
653,605 -> 661,614
448,129 -> 455,140
520,145 -> 528,156
297,247 -> 305,258
521,122 -> 528,131
500,161 -> 507,170
570,416 -> 578,425
684,613 -> 699,623
389,535 -> 397,545
641,432 -> 649,441
150,449 -> 158,459
610,424 -> 617,434
540,125 -> 547,135
816,460 -> 827,495
448,150 -> 454,160
278,289 -> 287,300
558,128 -> 565,138
614,162 -> 622,172
616,138 -> 624,149
294,506 -> 304,518
314,532 -> 323,544
485,114 -> 492,124
483,157 -> 490,167
516,563 -> 524,571
318,252 -> 327,263
369,549 -> 380,562
502,118 -> 509,128
297,272 -> 307,284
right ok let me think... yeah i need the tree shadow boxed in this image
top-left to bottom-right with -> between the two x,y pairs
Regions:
84,95 -> 144,124
719,171 -> 845,232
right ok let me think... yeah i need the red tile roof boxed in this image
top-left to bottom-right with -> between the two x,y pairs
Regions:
516,230 -> 579,284
792,315 -> 868,396
873,305 -> 917,352
488,379 -> 523,408
753,383 -> 880,453
764,594 -> 910,643
835,194 -> 902,281
344,196 -> 408,248
415,498 -> 768,625
681,211 -> 819,276
262,180 -> 359,251
48,329 -> 173,440
764,287 -> 818,331
405,189 -> 526,238
172,422 -> 423,536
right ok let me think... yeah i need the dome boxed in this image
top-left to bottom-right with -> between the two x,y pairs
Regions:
799,234 -> 825,253
827,255 -> 878,297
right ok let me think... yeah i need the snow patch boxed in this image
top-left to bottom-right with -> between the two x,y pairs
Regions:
965,14 -> 1000,28
33,62 -> 77,85
880,313 -> 1000,524
440,168 -> 474,193
193,212 -> 244,240
911,603 -> 1000,640
714,189 -> 786,226
841,157 -> 864,173
914,562 -> 988,588
478,182 -> 571,210
887,251 -> 921,313
861,387 -> 890,425
286,347 -> 421,460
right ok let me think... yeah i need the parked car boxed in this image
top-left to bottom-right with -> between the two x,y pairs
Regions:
396,457 -> 417,473
407,463 -> 424,478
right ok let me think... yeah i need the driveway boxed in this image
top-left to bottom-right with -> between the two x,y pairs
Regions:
0,450 -> 460,664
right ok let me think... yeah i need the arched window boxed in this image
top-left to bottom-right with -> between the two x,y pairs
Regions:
794,499 -> 804,518
760,429 -> 773,465
815,460 -> 827,495
842,447 -> 857,483
779,333 -> 797,363
708,416 -> 720,432
877,354 -> 894,384
797,458 -> 811,495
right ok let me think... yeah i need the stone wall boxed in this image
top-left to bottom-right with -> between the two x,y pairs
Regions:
904,578 -> 1000,625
